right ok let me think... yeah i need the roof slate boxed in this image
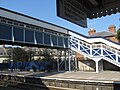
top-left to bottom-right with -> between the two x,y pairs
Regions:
89,31 -> 116,38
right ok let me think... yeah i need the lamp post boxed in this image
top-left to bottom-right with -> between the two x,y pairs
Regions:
10,59 -> 13,72
10,46 -> 14,72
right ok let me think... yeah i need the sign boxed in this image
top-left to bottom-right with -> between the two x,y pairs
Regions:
57,0 -> 87,28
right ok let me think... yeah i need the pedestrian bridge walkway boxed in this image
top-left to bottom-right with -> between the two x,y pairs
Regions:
0,7 -> 120,72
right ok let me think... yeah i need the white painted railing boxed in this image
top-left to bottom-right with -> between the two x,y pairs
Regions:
69,31 -> 120,67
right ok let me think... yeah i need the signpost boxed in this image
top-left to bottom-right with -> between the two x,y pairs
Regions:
57,0 -> 87,28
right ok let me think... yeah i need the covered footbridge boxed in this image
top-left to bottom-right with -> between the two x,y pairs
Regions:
0,8 -> 120,72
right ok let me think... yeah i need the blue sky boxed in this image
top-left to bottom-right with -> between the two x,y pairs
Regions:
0,0 -> 120,35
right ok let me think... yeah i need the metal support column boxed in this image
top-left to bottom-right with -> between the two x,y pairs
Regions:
57,49 -> 59,72
116,50 -> 118,63
95,60 -> 99,73
99,60 -> 103,72
90,45 -> 92,56
64,50 -> 67,70
68,49 -> 71,71
101,44 -> 103,56
75,52 -> 77,71
57,49 -> 67,71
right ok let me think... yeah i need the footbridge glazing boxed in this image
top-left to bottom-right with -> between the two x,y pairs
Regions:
0,8 -> 68,49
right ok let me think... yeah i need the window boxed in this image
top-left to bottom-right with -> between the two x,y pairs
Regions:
64,38 -> 68,48
35,31 -> 43,44
58,36 -> 63,47
51,35 -> 57,46
44,33 -> 51,45
0,23 -> 12,40
25,29 -> 34,43
13,27 -> 24,42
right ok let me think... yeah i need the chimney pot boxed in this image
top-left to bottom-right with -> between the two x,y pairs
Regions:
88,28 -> 96,36
108,25 -> 116,33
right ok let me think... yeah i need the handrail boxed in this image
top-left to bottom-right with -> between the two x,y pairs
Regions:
70,31 -> 120,68
69,31 -> 120,50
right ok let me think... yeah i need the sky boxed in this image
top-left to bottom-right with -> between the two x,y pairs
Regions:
0,0 -> 120,36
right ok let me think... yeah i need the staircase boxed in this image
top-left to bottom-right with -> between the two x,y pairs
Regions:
69,31 -> 120,72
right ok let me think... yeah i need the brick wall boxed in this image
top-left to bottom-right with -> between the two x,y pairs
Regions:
106,36 -> 118,43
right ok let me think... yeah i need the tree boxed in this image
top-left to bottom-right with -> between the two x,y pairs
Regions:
36,48 -> 43,61
12,47 -> 29,62
116,28 -> 120,42
42,49 -> 51,61
26,49 -> 34,61
6,48 -> 13,59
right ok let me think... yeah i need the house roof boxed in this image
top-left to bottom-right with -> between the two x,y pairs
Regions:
89,31 -> 116,38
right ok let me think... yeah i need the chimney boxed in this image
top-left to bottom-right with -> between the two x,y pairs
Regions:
88,28 -> 96,36
108,25 -> 116,33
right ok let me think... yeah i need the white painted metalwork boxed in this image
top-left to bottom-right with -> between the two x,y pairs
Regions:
69,31 -> 120,49
57,49 -> 68,71
69,31 -> 120,72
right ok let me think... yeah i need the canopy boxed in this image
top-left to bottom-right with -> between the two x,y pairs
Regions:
76,0 -> 120,19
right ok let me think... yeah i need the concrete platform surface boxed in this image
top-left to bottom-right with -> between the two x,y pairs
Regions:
39,71 -> 120,82
1,70 -> 120,82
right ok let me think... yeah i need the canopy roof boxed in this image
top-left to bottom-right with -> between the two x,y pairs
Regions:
76,0 -> 120,19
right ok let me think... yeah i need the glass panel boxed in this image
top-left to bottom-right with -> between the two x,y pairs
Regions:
51,35 -> 57,46
0,23 -> 12,40
35,31 -> 43,44
64,38 -> 68,48
58,36 -> 63,47
44,33 -> 51,45
25,29 -> 34,43
13,27 -> 24,42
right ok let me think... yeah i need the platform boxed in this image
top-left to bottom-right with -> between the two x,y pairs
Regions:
40,71 -> 120,83
0,71 -> 120,90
